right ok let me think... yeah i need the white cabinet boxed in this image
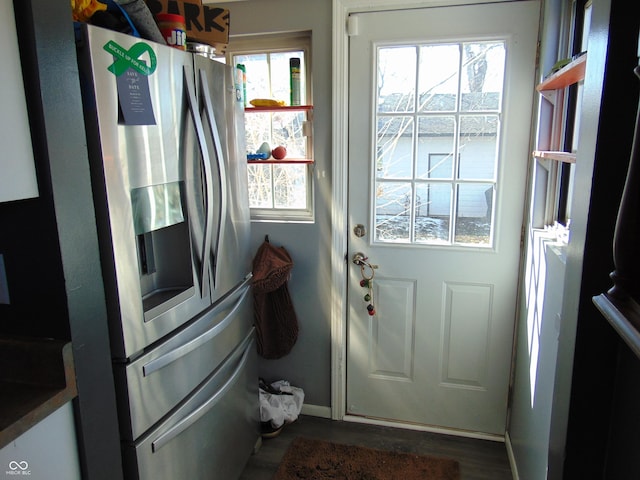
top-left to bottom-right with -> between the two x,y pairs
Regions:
0,403 -> 81,480
0,1 -> 38,203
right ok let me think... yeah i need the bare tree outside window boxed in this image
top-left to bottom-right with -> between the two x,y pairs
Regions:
233,49 -> 312,216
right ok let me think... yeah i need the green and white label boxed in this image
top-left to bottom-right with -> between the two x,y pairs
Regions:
104,40 -> 157,76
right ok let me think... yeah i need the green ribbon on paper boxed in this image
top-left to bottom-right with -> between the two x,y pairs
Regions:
103,40 -> 157,76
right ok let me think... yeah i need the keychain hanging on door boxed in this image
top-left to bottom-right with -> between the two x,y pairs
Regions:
357,257 -> 377,316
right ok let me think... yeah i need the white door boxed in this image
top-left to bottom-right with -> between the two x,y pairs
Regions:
346,1 -> 539,435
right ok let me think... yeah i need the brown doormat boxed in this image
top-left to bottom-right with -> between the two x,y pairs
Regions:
272,437 -> 460,480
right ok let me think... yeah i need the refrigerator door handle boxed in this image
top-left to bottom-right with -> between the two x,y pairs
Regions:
142,275 -> 252,377
183,64 -> 214,297
151,331 -> 254,453
198,68 -> 228,291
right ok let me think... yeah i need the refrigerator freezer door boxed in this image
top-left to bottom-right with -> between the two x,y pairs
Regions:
124,331 -> 260,480
114,275 -> 253,440
78,24 -> 215,358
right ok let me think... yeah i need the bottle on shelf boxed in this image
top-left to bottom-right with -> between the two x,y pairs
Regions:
289,58 -> 301,106
236,63 -> 247,107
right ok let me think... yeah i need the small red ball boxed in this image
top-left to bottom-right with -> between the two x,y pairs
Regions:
272,146 -> 287,160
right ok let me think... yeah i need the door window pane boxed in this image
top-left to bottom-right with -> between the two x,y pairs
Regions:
375,182 -> 412,241
416,115 -> 455,179
455,183 -> 493,245
373,41 -> 505,247
378,47 -> 416,113
415,183 -> 452,243
460,42 -> 505,112
377,116 -> 414,178
418,44 -> 460,112
458,115 -> 499,180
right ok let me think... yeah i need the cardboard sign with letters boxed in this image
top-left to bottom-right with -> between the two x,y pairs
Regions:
144,0 -> 229,48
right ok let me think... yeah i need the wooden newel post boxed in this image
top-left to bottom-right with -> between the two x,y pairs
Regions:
608,64 -> 640,307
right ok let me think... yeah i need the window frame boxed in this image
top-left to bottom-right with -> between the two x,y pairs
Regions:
226,33 -> 315,222
533,0 -> 589,232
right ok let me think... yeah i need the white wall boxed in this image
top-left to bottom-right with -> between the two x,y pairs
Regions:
509,230 -> 566,479
505,0 -> 570,476
0,403 -> 81,480
0,1 -> 38,203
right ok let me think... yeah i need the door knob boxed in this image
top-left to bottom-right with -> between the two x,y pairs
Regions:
352,252 -> 367,265
352,252 -> 378,270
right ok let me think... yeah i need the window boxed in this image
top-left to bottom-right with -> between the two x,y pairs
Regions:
533,0 -> 589,232
562,0 -> 590,223
554,0 -> 589,227
374,41 -> 505,246
227,34 -> 313,221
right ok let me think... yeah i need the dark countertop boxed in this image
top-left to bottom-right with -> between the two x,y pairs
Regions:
0,336 -> 77,448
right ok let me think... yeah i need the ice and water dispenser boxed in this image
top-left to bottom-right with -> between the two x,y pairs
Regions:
131,181 -> 196,321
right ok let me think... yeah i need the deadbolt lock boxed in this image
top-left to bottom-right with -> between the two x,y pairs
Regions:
353,224 -> 366,237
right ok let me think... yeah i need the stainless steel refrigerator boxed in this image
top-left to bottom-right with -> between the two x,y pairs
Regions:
75,24 -> 258,480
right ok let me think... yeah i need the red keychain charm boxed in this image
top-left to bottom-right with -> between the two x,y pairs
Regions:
356,256 -> 377,316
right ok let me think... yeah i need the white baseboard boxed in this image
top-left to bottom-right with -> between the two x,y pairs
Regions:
301,404 -> 332,419
504,431 -> 519,480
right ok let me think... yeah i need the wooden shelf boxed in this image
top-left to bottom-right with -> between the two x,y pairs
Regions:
533,150 -> 577,163
537,54 -> 586,92
248,159 -> 314,165
245,105 -> 313,112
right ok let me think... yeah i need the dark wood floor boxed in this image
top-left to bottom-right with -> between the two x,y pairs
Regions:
239,415 -> 513,480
